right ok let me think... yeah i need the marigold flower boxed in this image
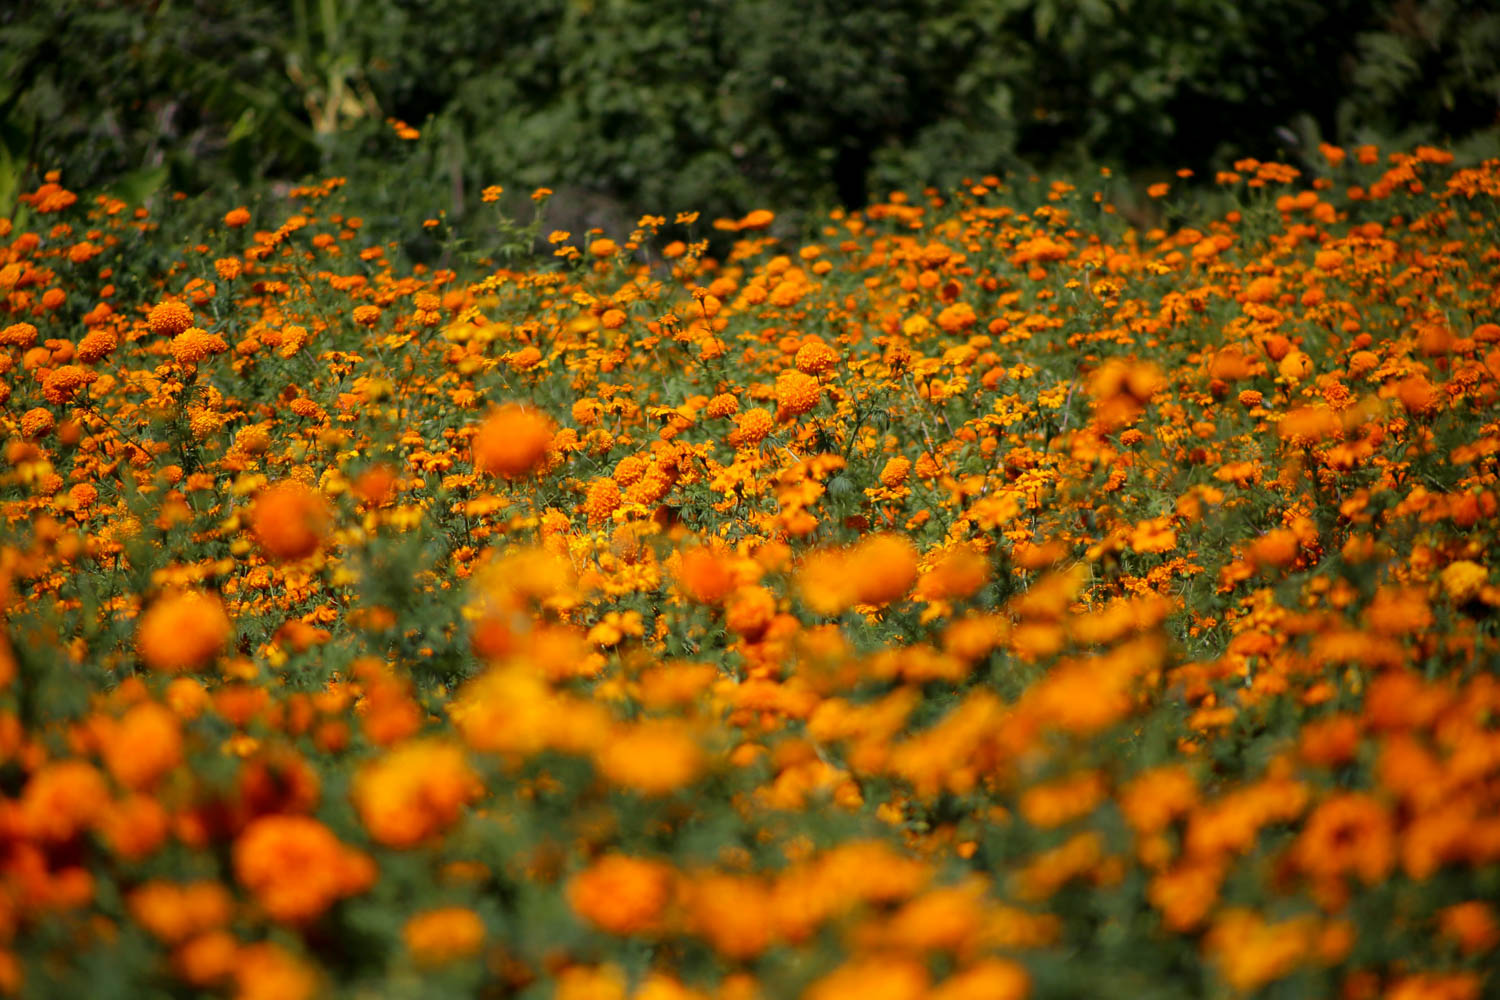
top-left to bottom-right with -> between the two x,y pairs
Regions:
148,299 -> 194,337
594,720 -> 704,795
675,544 -> 735,605
404,906 -> 486,965
233,814 -> 374,923
41,364 -> 98,404
848,534 -> 919,606
775,369 -> 822,418
103,701 -> 182,790
19,407 -> 53,439
223,207 -> 251,228
352,739 -> 480,847
137,591 -> 232,672
1441,560 -> 1488,604
472,403 -> 554,478
251,479 -> 331,561
233,942 -> 319,1000
566,854 -> 674,934
734,406 -> 774,445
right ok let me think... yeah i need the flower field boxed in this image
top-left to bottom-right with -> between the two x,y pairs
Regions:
2,145 -> 1499,999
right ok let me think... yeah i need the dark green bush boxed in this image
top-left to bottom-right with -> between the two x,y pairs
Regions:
3,0 -> 1497,233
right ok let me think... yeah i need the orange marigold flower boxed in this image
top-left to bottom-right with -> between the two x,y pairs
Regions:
805,957 -> 929,1000
148,299 -> 194,337
0,322 -> 38,347
1292,793 -> 1395,885
595,720 -> 704,795
41,364 -> 98,404
589,238 -> 618,258
232,942 -> 319,1000
848,533 -> 919,606
734,406 -> 774,445
214,257 -> 243,281
352,304 -> 381,326
137,591 -> 232,672
352,739 -> 480,848
775,369 -> 822,418
19,407 -> 53,439
20,760 -> 109,840
76,329 -> 117,362
170,327 -> 229,365
566,854 -> 674,934
223,207 -> 251,228
103,701 -> 182,790
1439,902 -> 1499,955
128,880 -> 233,944
675,544 -> 735,605
930,959 -> 1030,1000
794,339 -> 839,375
233,814 -> 374,923
251,480 -> 331,561
705,392 -> 739,418
404,906 -> 486,965
472,404 -> 554,478
879,456 -> 912,488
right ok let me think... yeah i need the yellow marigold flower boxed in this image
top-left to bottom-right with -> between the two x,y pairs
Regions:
148,299 -> 194,337
1442,560 -> 1488,604
137,591 -> 231,673
566,854 -> 674,934
404,906 -> 485,965
251,480 -> 331,561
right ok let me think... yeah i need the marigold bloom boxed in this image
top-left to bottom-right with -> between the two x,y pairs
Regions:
734,406 -> 774,445
848,533 -> 919,605
404,906 -> 486,965
251,480 -> 331,561
223,207 -> 251,228
20,760 -> 109,840
137,591 -> 232,672
233,942 -> 319,1000
19,407 -> 53,439
233,814 -> 374,923
352,739 -> 480,847
595,720 -> 703,795
148,299 -> 194,337
103,701 -> 182,790
129,880 -> 233,944
566,854 -> 674,934
472,403 -> 554,478
775,369 -> 822,418
675,545 -> 735,604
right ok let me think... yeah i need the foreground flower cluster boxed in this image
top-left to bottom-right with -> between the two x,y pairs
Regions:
1,146 -> 1499,999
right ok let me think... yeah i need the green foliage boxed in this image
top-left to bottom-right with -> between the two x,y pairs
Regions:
2,0 -> 1499,235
